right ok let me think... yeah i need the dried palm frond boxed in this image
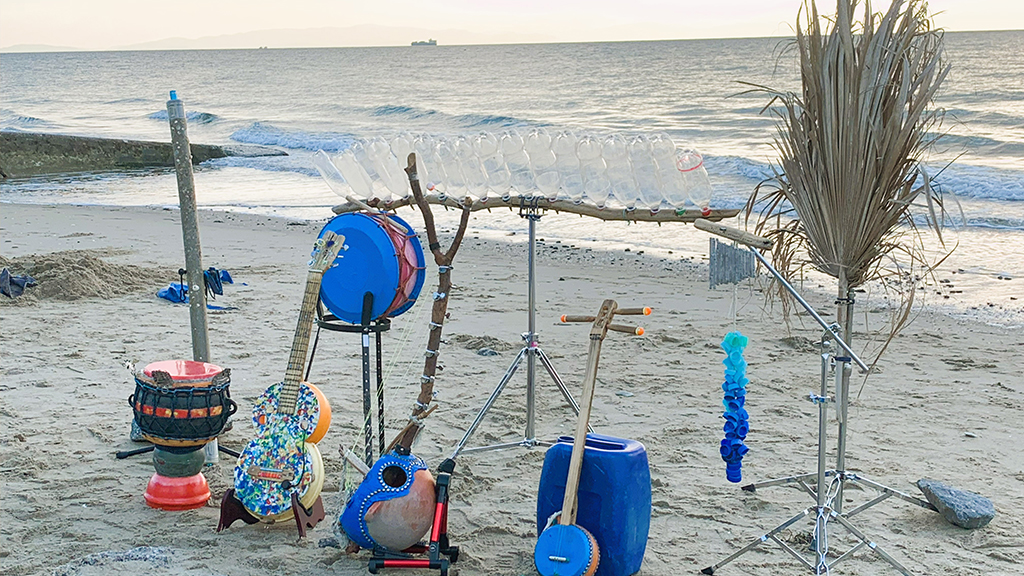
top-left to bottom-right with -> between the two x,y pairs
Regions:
745,0 -> 955,356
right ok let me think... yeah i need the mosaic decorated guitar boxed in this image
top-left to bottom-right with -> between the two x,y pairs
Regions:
232,231 -> 343,522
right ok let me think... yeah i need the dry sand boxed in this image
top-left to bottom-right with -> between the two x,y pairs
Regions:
1,203 -> 1022,576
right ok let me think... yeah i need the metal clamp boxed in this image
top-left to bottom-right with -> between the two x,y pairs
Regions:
808,393 -> 833,405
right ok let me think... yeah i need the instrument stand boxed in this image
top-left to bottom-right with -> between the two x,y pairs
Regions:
306,292 -> 391,467
116,443 -> 240,460
450,199 -> 585,458
368,458 -> 460,576
701,245 -> 936,576
216,488 -> 326,538
219,294 -> 390,538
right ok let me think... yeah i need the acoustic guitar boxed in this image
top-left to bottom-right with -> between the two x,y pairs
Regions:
233,231 -> 343,521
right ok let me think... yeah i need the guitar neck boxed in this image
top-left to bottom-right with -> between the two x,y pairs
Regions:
278,268 -> 325,415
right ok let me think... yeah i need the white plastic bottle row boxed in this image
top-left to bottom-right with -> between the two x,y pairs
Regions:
316,129 -> 714,215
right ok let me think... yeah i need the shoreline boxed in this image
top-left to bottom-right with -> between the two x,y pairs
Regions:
2,202 -> 1024,575
4,198 -> 1021,329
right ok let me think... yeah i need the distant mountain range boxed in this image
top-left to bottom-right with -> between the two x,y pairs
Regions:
1,25 -> 557,53
2,43 -> 81,53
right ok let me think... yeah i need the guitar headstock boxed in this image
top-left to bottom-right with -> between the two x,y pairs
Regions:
310,231 -> 345,273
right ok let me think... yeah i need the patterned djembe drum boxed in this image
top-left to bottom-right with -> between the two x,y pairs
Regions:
129,360 -> 236,511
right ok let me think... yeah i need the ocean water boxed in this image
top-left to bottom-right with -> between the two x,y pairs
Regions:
2,32 -> 1022,325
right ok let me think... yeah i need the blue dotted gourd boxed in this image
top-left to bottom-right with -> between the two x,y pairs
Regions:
720,332 -> 750,482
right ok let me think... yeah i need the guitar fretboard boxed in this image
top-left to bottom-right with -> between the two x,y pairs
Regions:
278,269 -> 325,415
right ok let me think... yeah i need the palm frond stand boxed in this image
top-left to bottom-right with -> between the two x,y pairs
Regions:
696,221 -> 936,576
703,0 -> 953,574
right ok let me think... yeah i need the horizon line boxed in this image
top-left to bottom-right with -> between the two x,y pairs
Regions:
3,28 -> 1021,54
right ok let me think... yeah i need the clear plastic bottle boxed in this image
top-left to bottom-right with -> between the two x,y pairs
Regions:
602,134 -> 638,209
436,137 -> 467,198
454,135 -> 488,202
649,132 -> 684,213
389,132 -> 414,169
474,131 -> 510,201
627,134 -> 662,210
350,140 -> 389,200
576,134 -> 610,208
676,148 -> 713,216
412,134 -> 445,192
368,136 -> 409,200
524,127 -> 557,200
552,130 -> 583,203
332,149 -> 376,199
500,129 -> 532,196
311,150 -> 348,198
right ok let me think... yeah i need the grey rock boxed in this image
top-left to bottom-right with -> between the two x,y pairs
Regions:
53,546 -> 171,576
318,536 -> 342,548
917,478 -> 995,529
477,347 -> 499,356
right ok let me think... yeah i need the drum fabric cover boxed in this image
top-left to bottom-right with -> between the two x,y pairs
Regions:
318,212 -> 425,324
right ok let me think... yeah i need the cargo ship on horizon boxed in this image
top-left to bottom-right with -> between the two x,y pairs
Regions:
411,39 -> 437,46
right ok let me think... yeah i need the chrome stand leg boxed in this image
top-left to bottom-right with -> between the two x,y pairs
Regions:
449,205 -> 585,458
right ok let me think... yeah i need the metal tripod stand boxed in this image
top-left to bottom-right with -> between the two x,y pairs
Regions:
449,199 -> 584,458
696,223 -> 936,575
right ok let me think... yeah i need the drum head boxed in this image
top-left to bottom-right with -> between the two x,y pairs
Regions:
143,360 -> 224,384
319,213 -> 403,324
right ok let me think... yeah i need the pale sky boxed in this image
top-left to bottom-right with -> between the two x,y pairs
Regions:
1,0 -> 1021,50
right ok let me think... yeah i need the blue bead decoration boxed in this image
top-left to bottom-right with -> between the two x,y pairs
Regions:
720,331 -> 750,483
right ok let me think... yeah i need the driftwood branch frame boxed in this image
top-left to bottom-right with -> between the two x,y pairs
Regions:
388,154 -> 473,452
334,195 -> 739,223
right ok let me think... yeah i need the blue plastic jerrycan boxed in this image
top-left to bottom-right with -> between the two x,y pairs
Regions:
537,433 -> 651,576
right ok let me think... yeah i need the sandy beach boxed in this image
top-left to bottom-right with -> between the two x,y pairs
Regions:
2,202 -> 1023,576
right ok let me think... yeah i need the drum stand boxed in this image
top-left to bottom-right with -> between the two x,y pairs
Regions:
307,291 -> 391,467
701,246 -> 936,576
449,199 -> 585,458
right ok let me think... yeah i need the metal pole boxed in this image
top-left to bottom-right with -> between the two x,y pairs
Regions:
376,324 -> 385,457
167,92 -> 216,463
525,214 -> 539,441
748,248 -> 867,372
835,279 -> 856,513
814,339 -> 831,568
167,91 -> 210,363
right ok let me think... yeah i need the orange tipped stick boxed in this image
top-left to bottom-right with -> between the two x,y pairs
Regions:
561,314 -> 595,323
615,307 -> 652,316
608,324 -> 644,335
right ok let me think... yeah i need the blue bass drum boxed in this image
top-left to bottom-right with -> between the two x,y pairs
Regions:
318,212 -> 426,324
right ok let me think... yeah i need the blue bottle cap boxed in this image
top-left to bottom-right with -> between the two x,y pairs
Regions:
169,90 -> 178,100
